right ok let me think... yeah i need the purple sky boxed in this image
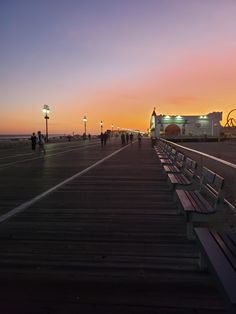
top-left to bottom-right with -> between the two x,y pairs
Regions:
1,0 -> 236,133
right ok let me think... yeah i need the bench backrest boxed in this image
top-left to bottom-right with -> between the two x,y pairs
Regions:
183,157 -> 197,180
175,152 -> 185,169
169,148 -> 177,162
199,167 -> 224,207
162,144 -> 172,156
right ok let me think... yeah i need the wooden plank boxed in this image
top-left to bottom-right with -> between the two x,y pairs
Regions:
195,228 -> 236,308
0,139 -> 229,313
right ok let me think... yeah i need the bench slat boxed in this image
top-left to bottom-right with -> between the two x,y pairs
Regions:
186,191 -> 207,213
176,189 -> 193,211
164,165 -> 180,173
214,231 -> 236,271
195,228 -> 236,306
168,173 -> 191,185
191,191 -> 215,214
160,159 -> 172,164
176,190 -> 215,214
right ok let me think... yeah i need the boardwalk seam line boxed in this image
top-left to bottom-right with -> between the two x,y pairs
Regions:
0,144 -> 130,223
0,142 -> 100,169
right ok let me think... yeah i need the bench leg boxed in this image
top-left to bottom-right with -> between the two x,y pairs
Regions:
186,213 -> 195,240
173,192 -> 182,215
198,251 -> 208,271
186,221 -> 195,240
167,179 -> 175,192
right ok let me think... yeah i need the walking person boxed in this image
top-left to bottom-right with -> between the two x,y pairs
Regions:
100,132 -> 104,147
37,131 -> 46,154
126,133 -> 129,144
130,133 -> 133,144
121,133 -> 125,145
138,132 -> 142,146
30,132 -> 37,151
104,132 -> 108,146
151,136 -> 157,148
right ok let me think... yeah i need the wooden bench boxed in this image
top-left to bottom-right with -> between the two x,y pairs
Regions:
163,152 -> 185,173
155,144 -> 172,159
160,148 -> 177,165
167,157 -> 197,189
154,139 -> 168,153
195,227 -> 236,312
175,167 -> 224,239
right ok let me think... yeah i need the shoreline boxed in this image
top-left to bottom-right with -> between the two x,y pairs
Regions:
0,135 -> 99,149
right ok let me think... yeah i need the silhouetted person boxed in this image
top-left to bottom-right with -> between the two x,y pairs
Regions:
100,132 -> 104,147
151,136 -> 157,147
138,132 -> 142,146
30,132 -> 37,151
126,133 -> 129,144
88,134 -> 91,140
130,133 -> 133,144
37,131 -> 46,154
121,133 -> 125,145
104,132 -> 108,146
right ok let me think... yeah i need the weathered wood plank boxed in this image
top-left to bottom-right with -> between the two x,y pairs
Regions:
0,139 -> 230,313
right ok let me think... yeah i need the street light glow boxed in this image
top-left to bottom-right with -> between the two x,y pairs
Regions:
42,104 -> 50,115
42,104 -> 50,142
83,116 -> 87,135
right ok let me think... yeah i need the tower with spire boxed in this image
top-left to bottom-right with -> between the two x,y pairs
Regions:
150,107 -> 156,137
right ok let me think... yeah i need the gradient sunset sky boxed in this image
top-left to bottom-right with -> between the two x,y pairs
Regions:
1,0 -> 236,134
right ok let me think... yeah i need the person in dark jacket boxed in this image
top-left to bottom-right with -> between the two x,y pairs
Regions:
30,132 -> 37,151
121,133 -> 125,145
100,132 -> 104,147
130,133 -> 133,144
126,133 -> 129,144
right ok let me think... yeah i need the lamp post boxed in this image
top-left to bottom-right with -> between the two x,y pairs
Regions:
100,120 -> 103,133
111,124 -> 114,136
83,116 -> 87,135
42,104 -> 50,142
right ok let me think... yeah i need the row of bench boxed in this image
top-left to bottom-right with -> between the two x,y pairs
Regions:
154,139 -> 236,313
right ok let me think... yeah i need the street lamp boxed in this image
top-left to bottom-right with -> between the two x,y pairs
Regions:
83,116 -> 87,135
42,104 -> 50,142
100,120 -> 103,133
111,124 -> 114,136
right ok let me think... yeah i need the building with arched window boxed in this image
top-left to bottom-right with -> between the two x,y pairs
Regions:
150,108 -> 222,138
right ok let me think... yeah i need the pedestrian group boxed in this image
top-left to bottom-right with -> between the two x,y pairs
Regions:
30,131 -> 46,154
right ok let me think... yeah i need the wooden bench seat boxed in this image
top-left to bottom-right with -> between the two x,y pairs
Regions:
164,165 -> 181,173
195,227 -> 236,312
167,157 -> 197,189
168,173 -> 191,185
176,190 -> 215,213
160,148 -> 176,164
163,152 -> 185,173
175,167 -> 224,239
156,145 -> 172,159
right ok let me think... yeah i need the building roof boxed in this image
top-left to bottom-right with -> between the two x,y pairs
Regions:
152,107 -> 156,116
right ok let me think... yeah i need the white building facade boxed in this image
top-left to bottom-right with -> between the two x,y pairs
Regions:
150,109 -> 222,137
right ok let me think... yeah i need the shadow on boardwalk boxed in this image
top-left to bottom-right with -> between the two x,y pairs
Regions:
0,139 -> 229,313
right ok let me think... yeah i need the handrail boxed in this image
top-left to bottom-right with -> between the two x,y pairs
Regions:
159,138 -> 236,209
162,139 -> 236,169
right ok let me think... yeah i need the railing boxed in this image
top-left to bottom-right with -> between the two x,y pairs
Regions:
159,138 -> 236,209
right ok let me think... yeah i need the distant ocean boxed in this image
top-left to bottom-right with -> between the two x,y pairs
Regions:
0,134 -> 64,140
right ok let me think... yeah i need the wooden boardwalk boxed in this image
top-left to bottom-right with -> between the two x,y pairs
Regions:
0,139 -> 230,313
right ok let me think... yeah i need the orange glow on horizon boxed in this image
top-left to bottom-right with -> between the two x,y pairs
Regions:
1,47 -> 235,135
